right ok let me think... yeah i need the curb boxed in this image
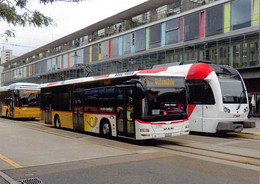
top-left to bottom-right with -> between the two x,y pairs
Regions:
240,131 -> 260,136
0,171 -> 19,184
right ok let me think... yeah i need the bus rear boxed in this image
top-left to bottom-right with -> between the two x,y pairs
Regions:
13,88 -> 40,119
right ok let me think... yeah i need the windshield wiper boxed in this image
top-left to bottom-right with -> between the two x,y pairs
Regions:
236,90 -> 245,111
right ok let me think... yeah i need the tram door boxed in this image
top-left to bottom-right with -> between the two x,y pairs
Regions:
73,91 -> 84,131
116,87 -> 135,138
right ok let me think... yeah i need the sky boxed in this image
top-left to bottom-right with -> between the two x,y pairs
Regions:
0,0 -> 147,56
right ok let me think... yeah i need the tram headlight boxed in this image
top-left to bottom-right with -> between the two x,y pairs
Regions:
244,107 -> 248,113
223,106 -> 230,113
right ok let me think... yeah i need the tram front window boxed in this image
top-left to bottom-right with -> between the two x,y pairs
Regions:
218,74 -> 247,104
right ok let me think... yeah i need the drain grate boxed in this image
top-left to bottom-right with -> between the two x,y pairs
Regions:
19,177 -> 44,184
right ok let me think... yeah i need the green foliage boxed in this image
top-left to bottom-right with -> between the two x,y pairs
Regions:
0,0 -> 54,27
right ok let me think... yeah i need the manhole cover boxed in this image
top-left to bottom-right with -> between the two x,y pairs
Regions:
19,177 -> 44,184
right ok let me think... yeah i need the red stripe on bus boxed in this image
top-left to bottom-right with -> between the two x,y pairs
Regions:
47,81 -> 60,86
137,67 -> 168,74
136,119 -> 188,125
93,74 -> 110,79
186,63 -> 214,80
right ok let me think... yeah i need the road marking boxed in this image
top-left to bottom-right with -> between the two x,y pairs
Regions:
215,141 -> 245,146
0,154 -> 22,168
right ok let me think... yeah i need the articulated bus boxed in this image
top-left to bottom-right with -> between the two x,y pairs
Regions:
149,60 -> 255,133
40,71 -> 189,140
0,83 -> 40,119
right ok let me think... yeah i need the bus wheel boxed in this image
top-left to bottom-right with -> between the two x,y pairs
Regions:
54,116 -> 61,128
101,119 -> 111,137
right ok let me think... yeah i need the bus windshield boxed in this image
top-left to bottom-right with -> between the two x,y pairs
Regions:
218,74 -> 247,104
15,90 -> 40,107
139,76 -> 187,122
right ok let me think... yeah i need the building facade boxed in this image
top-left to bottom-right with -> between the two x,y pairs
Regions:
0,47 -> 16,86
1,0 -> 260,116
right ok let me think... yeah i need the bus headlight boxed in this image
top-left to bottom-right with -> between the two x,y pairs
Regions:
223,106 -> 230,113
244,107 -> 248,113
140,129 -> 150,132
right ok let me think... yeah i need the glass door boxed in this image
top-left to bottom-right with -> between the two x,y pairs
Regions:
73,91 -> 84,131
116,87 -> 135,138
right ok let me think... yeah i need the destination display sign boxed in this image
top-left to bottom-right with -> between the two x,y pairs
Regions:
142,76 -> 185,88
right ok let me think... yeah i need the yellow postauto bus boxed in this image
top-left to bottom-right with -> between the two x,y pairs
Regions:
0,83 -> 40,119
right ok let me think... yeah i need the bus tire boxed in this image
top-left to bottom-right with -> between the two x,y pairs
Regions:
54,115 -> 61,129
100,119 -> 111,137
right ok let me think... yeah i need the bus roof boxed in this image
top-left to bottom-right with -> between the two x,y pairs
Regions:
0,83 -> 40,92
41,69 -> 185,88
8,83 -> 40,89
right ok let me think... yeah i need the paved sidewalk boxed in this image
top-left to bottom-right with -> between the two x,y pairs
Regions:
241,118 -> 260,135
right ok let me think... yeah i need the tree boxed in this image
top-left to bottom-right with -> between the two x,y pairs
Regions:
0,0 -> 83,28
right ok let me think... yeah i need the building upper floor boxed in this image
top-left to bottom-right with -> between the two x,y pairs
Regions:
1,0 -> 218,71
1,0 -> 260,85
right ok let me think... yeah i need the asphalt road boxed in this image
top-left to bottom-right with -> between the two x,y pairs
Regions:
0,117 -> 259,184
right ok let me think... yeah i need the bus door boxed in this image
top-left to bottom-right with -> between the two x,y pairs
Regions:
116,87 -> 135,138
45,93 -> 52,124
73,91 -> 84,131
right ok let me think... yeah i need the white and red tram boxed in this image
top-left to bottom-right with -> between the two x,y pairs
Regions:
141,61 -> 255,133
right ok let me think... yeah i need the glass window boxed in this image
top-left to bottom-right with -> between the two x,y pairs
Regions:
218,74 -> 246,104
184,12 -> 200,41
92,44 -> 99,62
139,76 -> 187,122
84,47 -> 90,64
231,0 -> 251,30
135,29 -> 146,52
70,49 -> 83,67
166,49 -> 175,63
111,38 -> 119,57
101,41 -> 109,60
166,18 -> 179,45
57,56 -> 62,69
149,24 -> 161,48
206,4 -> 224,36
63,54 -> 68,69
51,57 -> 57,70
187,80 -> 215,105
123,34 -> 131,55
218,39 -> 230,65
47,59 -> 52,71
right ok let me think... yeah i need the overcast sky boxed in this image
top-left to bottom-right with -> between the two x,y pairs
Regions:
0,0 -> 147,56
